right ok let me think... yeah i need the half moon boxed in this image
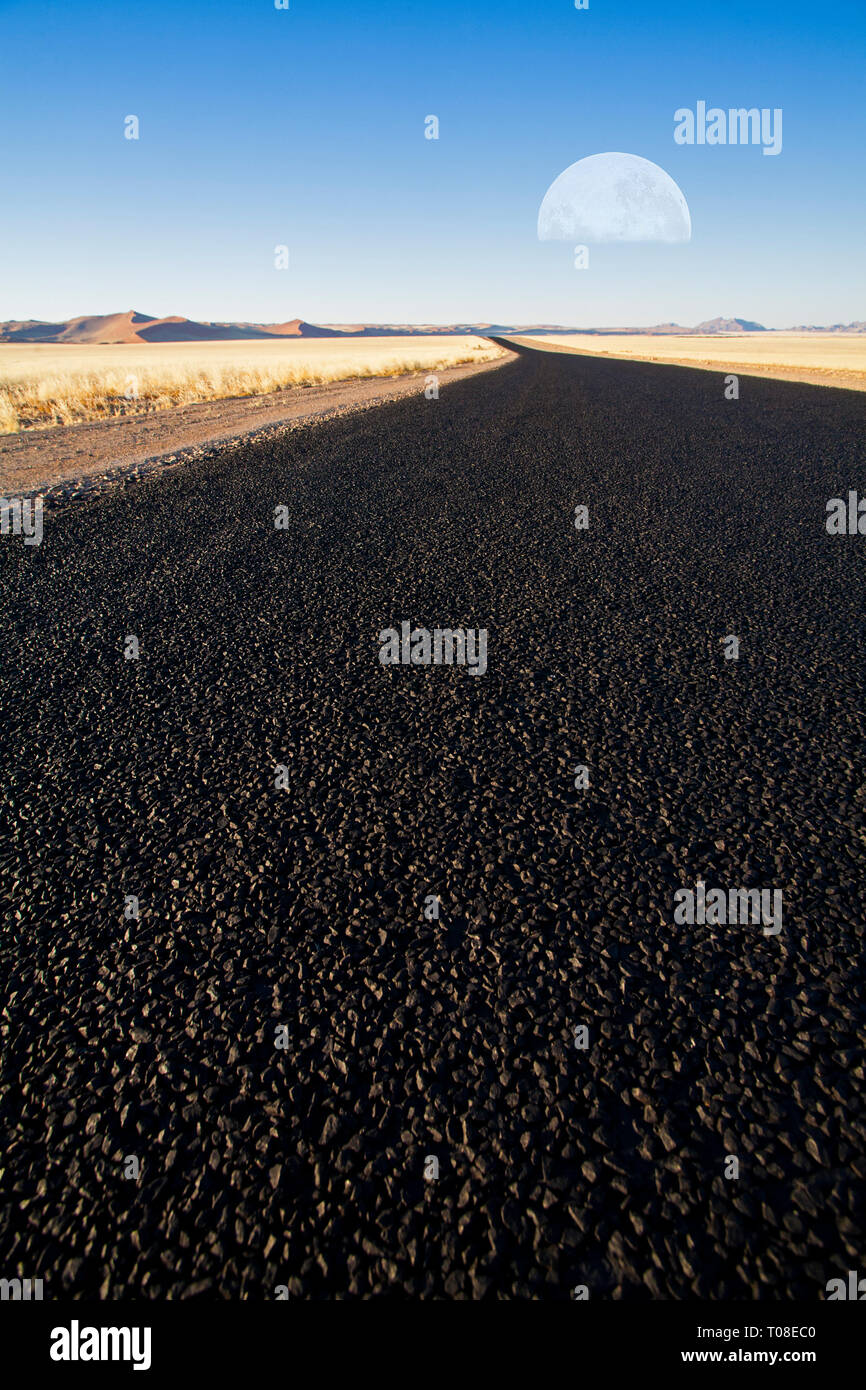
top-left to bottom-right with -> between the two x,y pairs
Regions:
538,152 -> 691,243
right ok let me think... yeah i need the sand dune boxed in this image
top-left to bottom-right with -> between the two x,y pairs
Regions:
0,310 -> 360,345
0,310 -> 511,345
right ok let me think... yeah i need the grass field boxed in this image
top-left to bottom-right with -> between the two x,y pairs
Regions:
0,336 -> 503,434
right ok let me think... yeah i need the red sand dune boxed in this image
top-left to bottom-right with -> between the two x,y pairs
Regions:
0,310 -> 351,345
3,311 -> 863,346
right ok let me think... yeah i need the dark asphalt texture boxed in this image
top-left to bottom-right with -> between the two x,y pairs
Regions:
1,342 -> 864,1300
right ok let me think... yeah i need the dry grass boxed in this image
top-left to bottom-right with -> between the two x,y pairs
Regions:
0,337 -> 502,434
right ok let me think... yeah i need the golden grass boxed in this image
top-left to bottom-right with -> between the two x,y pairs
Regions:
0,337 -> 503,434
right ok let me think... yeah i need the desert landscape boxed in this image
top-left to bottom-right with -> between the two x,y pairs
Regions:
2,0 -> 865,1360
5,313 -> 864,444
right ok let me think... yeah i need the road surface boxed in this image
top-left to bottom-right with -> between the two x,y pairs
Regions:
1,341 -> 863,1298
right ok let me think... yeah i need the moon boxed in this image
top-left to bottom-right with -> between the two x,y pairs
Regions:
538,152 -> 691,243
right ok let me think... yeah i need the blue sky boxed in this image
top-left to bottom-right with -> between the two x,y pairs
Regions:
2,0 -> 864,327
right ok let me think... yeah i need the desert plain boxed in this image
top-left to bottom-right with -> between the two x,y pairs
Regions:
515,332 -> 866,392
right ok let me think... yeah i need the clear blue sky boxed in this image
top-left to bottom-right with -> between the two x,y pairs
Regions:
2,0 -> 864,327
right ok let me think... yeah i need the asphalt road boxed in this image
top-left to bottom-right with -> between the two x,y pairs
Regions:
1,342 -> 864,1299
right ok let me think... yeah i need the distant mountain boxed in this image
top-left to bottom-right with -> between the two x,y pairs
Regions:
787,322 -> 866,333
692,316 -> 766,333
522,320 -> 767,336
1,310 -> 863,344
